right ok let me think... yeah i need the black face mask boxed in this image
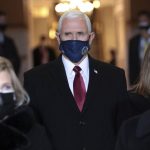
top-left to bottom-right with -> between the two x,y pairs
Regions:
138,21 -> 150,31
0,92 -> 15,120
0,24 -> 7,32
139,25 -> 150,31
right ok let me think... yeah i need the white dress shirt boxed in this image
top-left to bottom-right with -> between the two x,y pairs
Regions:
62,55 -> 89,96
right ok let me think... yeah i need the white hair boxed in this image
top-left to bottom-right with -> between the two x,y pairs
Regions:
57,10 -> 92,33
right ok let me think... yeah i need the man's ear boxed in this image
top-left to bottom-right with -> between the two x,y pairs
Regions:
56,32 -> 61,45
89,32 -> 95,45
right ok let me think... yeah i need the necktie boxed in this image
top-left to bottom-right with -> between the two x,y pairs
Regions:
73,66 -> 86,112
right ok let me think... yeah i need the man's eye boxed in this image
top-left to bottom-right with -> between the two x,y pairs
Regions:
78,32 -> 84,35
64,33 -> 71,36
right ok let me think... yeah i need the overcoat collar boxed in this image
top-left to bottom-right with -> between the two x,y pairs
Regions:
136,109 -> 150,138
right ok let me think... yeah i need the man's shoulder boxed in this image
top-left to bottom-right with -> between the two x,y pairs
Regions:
129,34 -> 141,42
33,46 -> 40,52
24,59 -> 59,78
90,56 -> 124,74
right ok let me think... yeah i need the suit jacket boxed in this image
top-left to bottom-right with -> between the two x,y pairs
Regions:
24,55 -> 129,150
128,34 -> 141,85
0,35 -> 20,74
116,109 -> 150,150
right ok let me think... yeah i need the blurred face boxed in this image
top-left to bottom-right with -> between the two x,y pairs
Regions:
139,15 -> 150,24
0,15 -> 6,24
0,70 -> 14,93
138,15 -> 150,38
57,17 -> 95,45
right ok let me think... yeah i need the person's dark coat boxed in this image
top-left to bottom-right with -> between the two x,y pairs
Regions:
0,35 -> 20,74
128,92 -> 150,117
116,109 -> 150,150
128,34 -> 141,85
33,46 -> 56,67
24,55 -> 129,150
0,106 -> 52,150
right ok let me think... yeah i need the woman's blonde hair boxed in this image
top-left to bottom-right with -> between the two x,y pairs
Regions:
134,44 -> 150,97
0,56 -> 29,106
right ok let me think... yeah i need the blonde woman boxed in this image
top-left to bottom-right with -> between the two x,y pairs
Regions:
116,45 -> 150,150
127,44 -> 150,117
0,56 -> 51,150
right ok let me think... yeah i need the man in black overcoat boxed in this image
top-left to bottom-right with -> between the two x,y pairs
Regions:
24,10 -> 129,150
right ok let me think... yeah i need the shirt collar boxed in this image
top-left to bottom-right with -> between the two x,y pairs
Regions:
62,55 -> 89,76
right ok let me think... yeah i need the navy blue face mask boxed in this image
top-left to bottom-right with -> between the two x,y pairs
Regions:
59,40 -> 90,63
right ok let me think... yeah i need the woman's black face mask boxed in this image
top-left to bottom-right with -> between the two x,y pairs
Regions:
0,92 -> 15,120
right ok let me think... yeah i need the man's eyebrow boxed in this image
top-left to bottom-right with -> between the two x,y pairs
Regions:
77,31 -> 85,34
64,32 -> 72,34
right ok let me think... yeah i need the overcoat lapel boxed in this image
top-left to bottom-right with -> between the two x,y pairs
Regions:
82,57 -> 103,113
48,56 -> 81,115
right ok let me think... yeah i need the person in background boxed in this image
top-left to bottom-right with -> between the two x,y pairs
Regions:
0,56 -> 51,150
0,11 -> 20,75
24,10 -> 129,150
109,49 -> 117,65
33,35 -> 56,67
128,10 -> 150,85
128,44 -> 150,117
115,44 -> 150,150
